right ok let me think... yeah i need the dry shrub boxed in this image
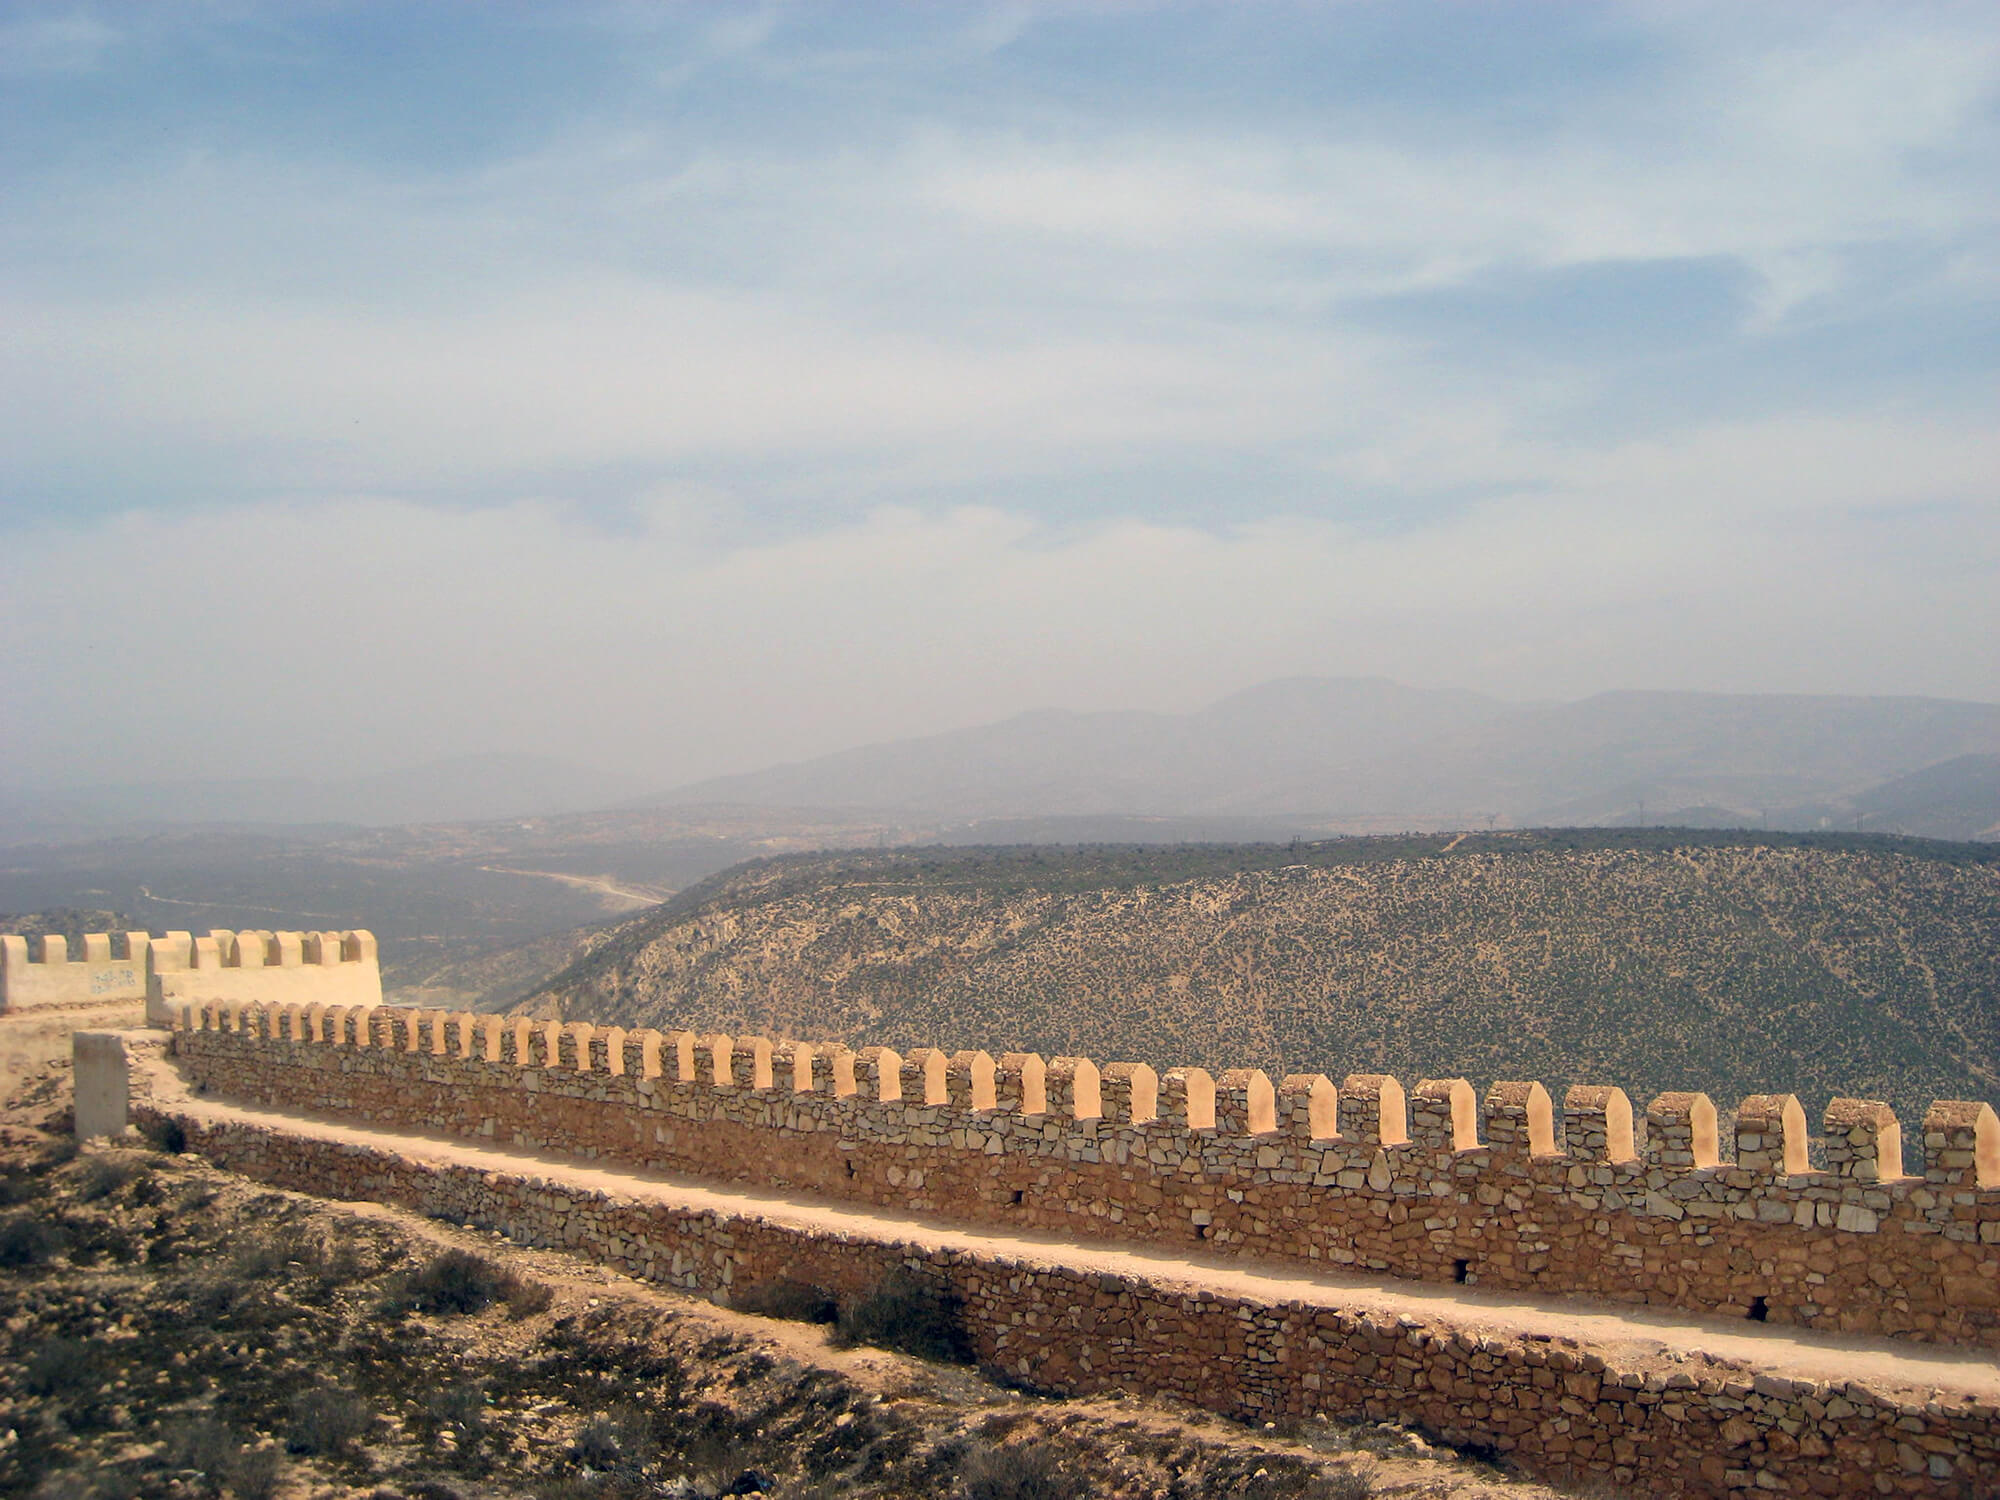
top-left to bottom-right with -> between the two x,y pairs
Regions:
734,1279 -> 837,1325
284,1389 -> 373,1455
24,1338 -> 97,1398
961,1442 -> 1081,1500
832,1271 -> 970,1363
0,1210 -> 64,1267
388,1247 -> 551,1318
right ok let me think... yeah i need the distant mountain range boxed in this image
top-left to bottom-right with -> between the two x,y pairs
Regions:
649,679 -> 2000,841
8,681 -> 1998,843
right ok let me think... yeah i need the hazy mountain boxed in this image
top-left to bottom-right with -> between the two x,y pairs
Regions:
647,680 -> 2000,833
649,678 -> 1508,820
1846,753 -> 2000,841
0,753 -> 641,841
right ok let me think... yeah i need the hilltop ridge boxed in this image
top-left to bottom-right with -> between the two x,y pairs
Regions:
531,829 -> 2000,1125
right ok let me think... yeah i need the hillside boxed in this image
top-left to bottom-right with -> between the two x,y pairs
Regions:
532,831 -> 2000,1127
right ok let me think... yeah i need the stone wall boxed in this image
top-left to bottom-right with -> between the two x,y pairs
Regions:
169,1003 -> 2000,1351
0,932 -> 152,1010
134,1103 -> 2000,1499
0,929 -> 381,1016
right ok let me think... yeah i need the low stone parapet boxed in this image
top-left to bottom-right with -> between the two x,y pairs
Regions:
135,1102 -> 2000,1499
167,1002 -> 2000,1349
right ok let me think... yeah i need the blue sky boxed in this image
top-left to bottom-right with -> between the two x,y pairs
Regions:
2,2 -> 1997,787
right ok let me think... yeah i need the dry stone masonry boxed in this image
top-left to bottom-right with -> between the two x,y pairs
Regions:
168,1001 -> 2000,1350
131,1101 -> 2000,1500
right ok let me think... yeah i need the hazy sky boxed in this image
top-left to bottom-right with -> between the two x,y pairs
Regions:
4,3 -> 1997,790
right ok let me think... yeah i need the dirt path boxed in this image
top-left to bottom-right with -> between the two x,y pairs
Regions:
132,1048 -> 2000,1407
476,866 -> 669,910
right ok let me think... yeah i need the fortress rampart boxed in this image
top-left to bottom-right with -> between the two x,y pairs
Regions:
168,1002 -> 2000,1351
0,928 -> 380,1016
143,1108 -> 2000,1499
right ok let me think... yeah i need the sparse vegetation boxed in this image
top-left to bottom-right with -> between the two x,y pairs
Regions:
539,832 -> 2000,1120
283,1388 -> 374,1455
391,1245 -> 552,1318
0,1136 -> 1563,1499
833,1270 -> 971,1364
960,1442 -> 1082,1500
0,1210 -> 64,1267
734,1278 -> 838,1325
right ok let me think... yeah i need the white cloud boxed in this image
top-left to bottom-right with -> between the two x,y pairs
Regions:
4,399 -> 1994,789
2,2 -> 1997,791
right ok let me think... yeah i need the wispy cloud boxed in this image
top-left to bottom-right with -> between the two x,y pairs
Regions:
0,11 -> 122,76
1,2 -> 1996,787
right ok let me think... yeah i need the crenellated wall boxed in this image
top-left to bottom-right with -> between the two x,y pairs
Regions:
169,1002 -> 2000,1349
0,931 -> 153,1009
145,928 -> 381,1020
0,927 -> 382,1016
141,1109 -> 2000,1499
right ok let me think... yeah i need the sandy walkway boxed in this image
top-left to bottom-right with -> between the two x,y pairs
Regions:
134,1047 -> 2000,1407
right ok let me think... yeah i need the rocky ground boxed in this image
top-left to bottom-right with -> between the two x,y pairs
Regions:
0,1022 -> 1572,1500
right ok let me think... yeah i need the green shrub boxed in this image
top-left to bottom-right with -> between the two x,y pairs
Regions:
1310,1472 -> 1375,1500
162,1416 -> 238,1484
75,1156 -> 142,1203
141,1116 -> 188,1155
504,1274 -> 555,1319
571,1404 -> 658,1474
423,1380 -> 489,1436
227,1446 -> 283,1500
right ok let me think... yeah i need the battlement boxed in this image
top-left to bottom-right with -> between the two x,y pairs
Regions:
167,1002 -> 2000,1349
0,928 -> 381,1015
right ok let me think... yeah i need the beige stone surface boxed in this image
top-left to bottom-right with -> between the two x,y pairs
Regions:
70,1029 -> 131,1139
0,927 -> 383,1017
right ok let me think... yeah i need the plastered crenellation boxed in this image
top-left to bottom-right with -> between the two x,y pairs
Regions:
165,1000 -> 2000,1350
0,927 -> 381,1016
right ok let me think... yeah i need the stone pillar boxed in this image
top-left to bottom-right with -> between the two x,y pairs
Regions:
945,1050 -> 996,1112
1824,1098 -> 1904,1182
1735,1094 -> 1809,1176
72,1032 -> 129,1141
1645,1092 -> 1719,1170
1410,1078 -> 1478,1154
1277,1074 -> 1336,1141
1483,1081 -> 1555,1157
900,1048 -> 947,1106
810,1044 -> 856,1098
1923,1100 -> 2000,1188
1100,1062 -> 1158,1126
1339,1074 -> 1408,1147
1214,1068 -> 1276,1136
996,1053 -> 1048,1117
1045,1056 -> 1102,1121
1563,1085 -> 1637,1164
856,1046 -> 902,1102
1160,1066 -> 1215,1131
